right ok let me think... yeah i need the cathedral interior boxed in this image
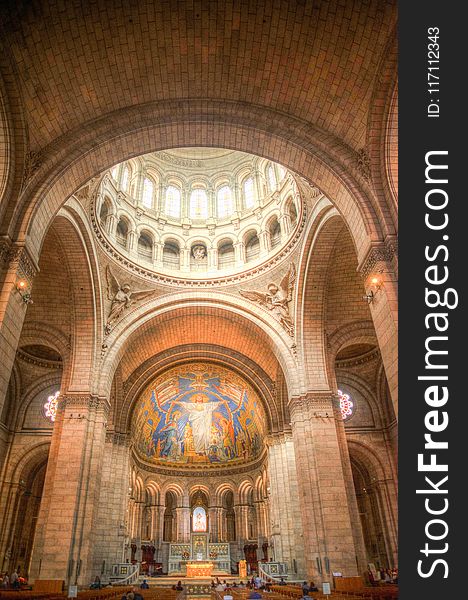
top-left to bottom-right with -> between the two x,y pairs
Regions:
0,0 -> 398,591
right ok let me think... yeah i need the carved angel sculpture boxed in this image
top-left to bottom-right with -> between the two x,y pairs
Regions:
240,263 -> 296,336
105,266 -> 156,333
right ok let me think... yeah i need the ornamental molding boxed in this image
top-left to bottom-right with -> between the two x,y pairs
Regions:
335,347 -> 381,369
21,150 -> 44,190
356,148 -> 371,183
105,431 -> 131,446
88,195 -> 307,288
58,394 -> 110,414
130,445 -> 267,478
16,348 -> 62,370
288,391 -> 338,417
357,237 -> 398,280
0,240 -> 39,282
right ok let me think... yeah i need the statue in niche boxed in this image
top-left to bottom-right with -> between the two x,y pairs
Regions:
240,263 -> 296,336
105,266 -> 157,333
192,244 -> 207,260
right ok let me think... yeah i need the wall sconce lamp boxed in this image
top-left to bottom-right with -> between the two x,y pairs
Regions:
363,274 -> 382,304
16,279 -> 33,304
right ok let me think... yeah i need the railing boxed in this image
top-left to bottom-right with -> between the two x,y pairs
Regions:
110,563 -> 140,586
258,562 -> 288,582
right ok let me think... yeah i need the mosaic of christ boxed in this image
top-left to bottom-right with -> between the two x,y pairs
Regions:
134,364 -> 266,465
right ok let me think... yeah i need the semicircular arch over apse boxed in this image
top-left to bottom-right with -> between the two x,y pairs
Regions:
132,362 -> 267,472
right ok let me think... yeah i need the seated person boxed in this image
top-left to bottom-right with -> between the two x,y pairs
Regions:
140,579 -> 149,589
249,591 -> 262,600
278,577 -> 287,585
309,581 -> 318,592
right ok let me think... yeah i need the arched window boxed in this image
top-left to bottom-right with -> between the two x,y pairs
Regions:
245,231 -> 260,262
217,186 -> 233,218
218,240 -> 235,268
138,231 -> 153,261
267,165 -> 276,191
269,217 -> 281,249
142,178 -> 154,208
163,240 -> 180,269
190,189 -> 208,219
192,506 -> 207,532
121,167 -> 129,192
243,177 -> 255,209
277,165 -> 286,181
116,218 -> 129,248
111,165 -> 119,180
165,186 -> 181,218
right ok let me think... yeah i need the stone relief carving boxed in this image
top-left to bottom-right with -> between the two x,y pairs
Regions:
240,263 -> 296,336
105,266 -> 157,334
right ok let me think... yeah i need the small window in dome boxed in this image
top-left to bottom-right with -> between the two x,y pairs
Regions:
121,167 -> 129,192
142,178 -> 154,208
244,177 -> 255,209
111,165 -> 119,180
217,186 -> 233,218
268,165 -> 276,192
165,186 -> 181,218
190,189 -> 208,219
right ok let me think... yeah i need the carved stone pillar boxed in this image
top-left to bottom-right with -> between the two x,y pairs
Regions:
127,229 -> 137,253
208,506 -> 219,542
29,394 -> 110,587
217,507 -> 227,541
267,433 -> 306,578
175,506 -> 190,542
279,213 -> 292,237
259,230 -> 270,255
0,243 -> 38,422
234,241 -> 246,265
288,392 -> 366,581
107,213 -> 118,237
358,240 -> 398,416
180,246 -> 191,272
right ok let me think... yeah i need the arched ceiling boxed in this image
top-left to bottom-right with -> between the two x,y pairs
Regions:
1,0 -> 397,153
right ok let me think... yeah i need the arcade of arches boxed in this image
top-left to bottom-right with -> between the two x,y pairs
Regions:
0,0 -> 398,589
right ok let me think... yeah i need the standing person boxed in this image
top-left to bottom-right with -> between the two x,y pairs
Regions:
10,569 -> 19,589
1,573 -> 9,588
301,581 -> 309,595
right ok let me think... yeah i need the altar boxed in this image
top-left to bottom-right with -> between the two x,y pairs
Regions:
168,533 -> 230,576
186,561 -> 214,578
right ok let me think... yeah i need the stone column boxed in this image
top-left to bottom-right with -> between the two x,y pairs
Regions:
234,241 -> 246,266
108,424 -> 133,572
288,393 -> 367,582
259,230 -> 270,255
134,502 -> 145,540
208,247 -> 218,271
0,244 -> 38,426
267,433 -> 306,577
217,507 -> 227,541
127,229 -> 137,255
29,394 -> 110,587
279,213 -> 292,237
180,246 -> 191,273
175,506 -> 190,542
208,506 -> 219,542
151,505 -> 166,562
106,213 -> 117,237
358,241 -> 398,416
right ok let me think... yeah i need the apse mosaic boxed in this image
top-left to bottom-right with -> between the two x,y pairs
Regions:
133,363 -> 266,467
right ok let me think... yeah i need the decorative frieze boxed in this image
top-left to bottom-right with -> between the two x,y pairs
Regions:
357,237 -> 398,280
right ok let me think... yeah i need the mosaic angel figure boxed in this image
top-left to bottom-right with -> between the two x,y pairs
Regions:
105,266 -> 156,333
240,263 -> 296,336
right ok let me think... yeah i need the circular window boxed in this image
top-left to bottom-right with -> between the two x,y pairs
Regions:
44,390 -> 60,423
338,389 -> 354,420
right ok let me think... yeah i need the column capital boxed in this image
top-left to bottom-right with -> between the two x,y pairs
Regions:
1,239 -> 39,284
357,236 -> 398,280
58,394 -> 111,416
288,391 -> 340,419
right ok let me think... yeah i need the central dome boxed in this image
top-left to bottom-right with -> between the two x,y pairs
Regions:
132,363 -> 266,471
93,148 -> 303,282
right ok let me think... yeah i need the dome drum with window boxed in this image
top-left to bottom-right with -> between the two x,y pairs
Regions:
95,149 -> 301,278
